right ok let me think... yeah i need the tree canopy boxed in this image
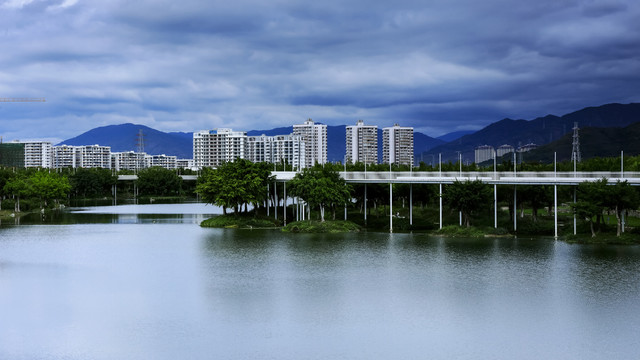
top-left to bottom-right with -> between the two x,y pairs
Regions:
70,168 -> 117,198
137,167 -> 183,196
443,179 -> 491,227
288,164 -> 352,222
196,159 -> 273,215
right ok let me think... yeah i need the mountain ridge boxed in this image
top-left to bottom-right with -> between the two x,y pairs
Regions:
423,103 -> 640,162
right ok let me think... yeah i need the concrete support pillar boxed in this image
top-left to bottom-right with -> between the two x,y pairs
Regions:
283,182 -> 287,226
554,184 -> 558,239
494,184 -> 497,228
364,184 -> 367,224
439,183 -> 443,229
513,186 -> 517,232
389,183 -> 393,233
573,186 -> 578,235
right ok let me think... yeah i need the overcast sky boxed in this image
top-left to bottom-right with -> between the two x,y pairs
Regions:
1,0 -> 639,143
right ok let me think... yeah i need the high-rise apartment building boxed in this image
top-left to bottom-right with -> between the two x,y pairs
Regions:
78,145 -> 111,168
193,128 -> 247,168
53,145 -> 111,169
346,120 -> 378,165
382,124 -> 413,166
52,145 -> 79,168
496,144 -> 514,157
293,119 -> 327,167
112,151 -> 147,171
147,154 -> 177,170
21,141 -> 53,168
246,134 -> 306,169
474,145 -> 495,164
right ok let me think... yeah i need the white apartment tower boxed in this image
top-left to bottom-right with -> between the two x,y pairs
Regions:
293,119 -> 327,167
246,134 -> 306,169
52,145 -> 78,168
22,141 -> 53,168
112,151 -> 147,171
78,145 -> 111,168
193,128 -> 247,168
382,124 -> 414,166
346,120 -> 378,165
147,154 -> 177,170
474,145 -> 495,164
496,144 -> 514,157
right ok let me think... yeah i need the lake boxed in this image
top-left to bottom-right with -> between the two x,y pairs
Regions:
1,203 -> 640,359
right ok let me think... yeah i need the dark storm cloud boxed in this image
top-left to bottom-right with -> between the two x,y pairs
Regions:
1,0 -> 639,142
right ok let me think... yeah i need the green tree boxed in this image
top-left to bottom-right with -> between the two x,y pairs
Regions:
0,168 -> 15,210
520,185 -> 552,222
571,178 -> 608,237
443,179 -> 491,227
70,168 -> 117,198
604,180 -> 639,236
137,167 -> 182,196
288,164 -> 352,222
28,170 -> 71,208
196,160 -> 273,215
3,173 -> 29,212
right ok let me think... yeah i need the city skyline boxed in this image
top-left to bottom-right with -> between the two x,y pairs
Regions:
1,0 -> 639,144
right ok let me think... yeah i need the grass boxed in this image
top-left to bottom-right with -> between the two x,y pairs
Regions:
564,232 -> 640,245
200,213 -> 280,229
433,225 -> 511,238
282,220 -> 361,233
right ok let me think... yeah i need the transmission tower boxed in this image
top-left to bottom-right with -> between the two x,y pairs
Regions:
571,122 -> 581,163
136,129 -> 145,154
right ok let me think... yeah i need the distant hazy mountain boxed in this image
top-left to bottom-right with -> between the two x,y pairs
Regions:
60,123 -> 443,163
423,103 -> 640,163
436,130 -> 474,142
57,123 -> 193,159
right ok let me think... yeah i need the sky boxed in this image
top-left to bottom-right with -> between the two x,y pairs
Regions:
1,0 -> 639,143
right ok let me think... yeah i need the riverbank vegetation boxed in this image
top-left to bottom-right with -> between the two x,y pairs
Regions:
200,213 -> 279,228
282,220 -> 361,233
0,166 -> 193,216
4,153 -> 640,240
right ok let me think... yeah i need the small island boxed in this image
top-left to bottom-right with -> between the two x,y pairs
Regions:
282,220 -> 361,233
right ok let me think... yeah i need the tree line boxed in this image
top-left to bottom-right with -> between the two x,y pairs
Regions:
195,159 -> 640,237
0,166 -> 188,212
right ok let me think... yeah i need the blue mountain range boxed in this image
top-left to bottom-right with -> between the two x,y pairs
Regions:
60,123 -> 446,162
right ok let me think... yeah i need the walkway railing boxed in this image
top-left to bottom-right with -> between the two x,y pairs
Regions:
118,171 -> 640,185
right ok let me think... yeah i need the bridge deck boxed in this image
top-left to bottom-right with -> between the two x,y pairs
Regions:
118,171 -> 640,185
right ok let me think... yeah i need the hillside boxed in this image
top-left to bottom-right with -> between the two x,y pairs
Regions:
510,122 -> 640,163
58,123 -> 193,159
423,103 -> 640,162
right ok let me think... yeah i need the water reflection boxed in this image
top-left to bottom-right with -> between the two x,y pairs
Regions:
1,205 -> 640,359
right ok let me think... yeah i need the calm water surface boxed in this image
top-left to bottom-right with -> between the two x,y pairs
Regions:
1,204 -> 640,359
